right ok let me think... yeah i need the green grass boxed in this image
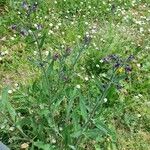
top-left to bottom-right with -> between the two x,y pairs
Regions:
0,0 -> 150,150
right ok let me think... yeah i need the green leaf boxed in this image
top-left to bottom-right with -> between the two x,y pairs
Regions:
39,32 -> 46,49
93,119 -> 116,141
68,145 -> 76,150
34,141 -> 52,150
79,94 -> 88,122
1,87 -> 17,122
66,89 -> 77,119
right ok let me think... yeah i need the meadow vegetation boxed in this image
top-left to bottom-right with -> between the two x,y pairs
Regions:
0,0 -> 150,149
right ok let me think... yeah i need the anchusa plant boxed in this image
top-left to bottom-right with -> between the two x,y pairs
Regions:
0,1 -> 136,150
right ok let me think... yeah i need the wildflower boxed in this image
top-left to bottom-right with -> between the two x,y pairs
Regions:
83,34 -> 91,45
85,22 -> 88,25
137,63 -> 141,68
53,53 -> 59,61
114,62 -> 120,68
104,98 -> 108,103
138,94 -> 143,97
117,67 -> 124,73
10,24 -> 17,30
45,51 -> 49,56
48,30 -> 54,35
85,77 -> 89,81
51,138 -> 56,144
77,35 -> 81,39
31,2 -> 38,11
21,143 -> 29,149
54,1 -> 58,4
127,55 -> 134,61
58,22 -> 62,26
137,114 -> 141,118
9,126 -> 15,131
96,64 -> 100,68
1,52 -> 5,56
49,23 -> 53,27
20,28 -> 28,36
59,127 -> 63,131
134,95 -> 139,99
10,37 -> 15,40
34,24 -> 42,30
22,1 -> 28,10
8,90 -> 13,94
125,65 -> 132,73
65,47 -> 72,56
33,51 -> 37,55
76,85 -> 81,89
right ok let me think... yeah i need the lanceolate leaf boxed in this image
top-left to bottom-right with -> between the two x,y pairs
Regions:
1,87 -> 17,122
79,94 -> 88,122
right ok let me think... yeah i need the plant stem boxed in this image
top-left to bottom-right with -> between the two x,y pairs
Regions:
75,70 -> 116,148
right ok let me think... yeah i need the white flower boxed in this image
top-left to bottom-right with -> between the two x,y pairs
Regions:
44,16 -> 48,19
10,37 -> 15,40
92,75 -> 94,79
21,143 -> 29,149
49,23 -> 53,27
59,127 -> 63,131
137,64 -> 141,68
8,90 -> 13,94
28,30 -> 32,33
85,22 -> 88,25
58,22 -> 62,26
45,51 -> 49,56
9,126 -> 15,131
14,83 -> 19,89
77,35 -> 81,39
96,64 -> 100,68
88,5 -> 91,9
137,114 -> 141,118
38,33 -> 41,37
5,50 -> 8,55
51,138 -> 56,144
134,95 -> 139,99
85,77 -> 89,81
33,51 -> 37,55
1,52 -> 5,56
48,30 -> 54,35
76,85 -> 81,89
100,59 -> 103,63
0,57 -> 2,61
104,98 -> 107,103
138,94 -> 143,97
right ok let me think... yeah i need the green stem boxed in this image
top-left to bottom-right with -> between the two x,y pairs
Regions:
75,70 -> 116,148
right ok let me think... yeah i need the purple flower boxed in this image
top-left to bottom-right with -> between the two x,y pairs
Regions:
83,35 -> 91,45
10,24 -> 17,30
127,55 -> 134,62
108,54 -> 119,61
53,53 -> 59,61
31,2 -> 38,11
20,28 -> 28,36
22,1 -> 28,10
114,62 -> 120,68
125,65 -> 132,73
65,47 -> 72,55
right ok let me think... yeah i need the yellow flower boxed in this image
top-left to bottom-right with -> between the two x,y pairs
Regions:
117,67 -> 124,73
